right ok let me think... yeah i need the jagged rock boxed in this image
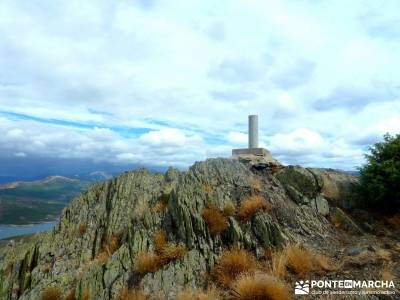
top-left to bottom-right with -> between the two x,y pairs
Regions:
275,165 -> 320,204
308,168 -> 359,209
330,207 -> 363,234
0,158 -> 360,300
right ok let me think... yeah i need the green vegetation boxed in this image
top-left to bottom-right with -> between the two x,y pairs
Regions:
0,175 -> 104,224
358,133 -> 400,213
0,198 -> 65,224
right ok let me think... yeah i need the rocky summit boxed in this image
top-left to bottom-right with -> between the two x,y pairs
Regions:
0,158 -> 398,299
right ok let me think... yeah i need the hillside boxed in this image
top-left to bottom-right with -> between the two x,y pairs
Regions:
0,173 -> 111,225
0,158 -> 398,299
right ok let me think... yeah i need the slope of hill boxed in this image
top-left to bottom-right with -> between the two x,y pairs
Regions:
0,173 -> 112,225
0,158 -> 398,299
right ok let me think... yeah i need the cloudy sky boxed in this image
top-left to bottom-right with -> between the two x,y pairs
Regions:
1,0 -> 400,178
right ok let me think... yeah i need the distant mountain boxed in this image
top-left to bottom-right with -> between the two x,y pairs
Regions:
0,172 -> 112,225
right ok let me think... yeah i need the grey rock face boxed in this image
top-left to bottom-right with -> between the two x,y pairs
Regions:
310,196 -> 330,216
0,158 -> 359,300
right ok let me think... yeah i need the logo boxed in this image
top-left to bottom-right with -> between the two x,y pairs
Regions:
295,280 -> 310,295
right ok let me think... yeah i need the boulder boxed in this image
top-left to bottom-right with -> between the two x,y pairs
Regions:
310,196 -> 330,216
308,168 -> 359,209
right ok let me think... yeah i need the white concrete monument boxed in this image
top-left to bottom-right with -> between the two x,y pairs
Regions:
232,115 -> 280,165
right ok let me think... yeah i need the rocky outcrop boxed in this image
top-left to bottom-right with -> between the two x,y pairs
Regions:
0,158 -> 359,300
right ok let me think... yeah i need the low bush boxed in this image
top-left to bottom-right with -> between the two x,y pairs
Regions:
237,195 -> 272,221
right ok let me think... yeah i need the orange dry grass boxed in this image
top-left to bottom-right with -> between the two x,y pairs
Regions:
231,273 -> 290,300
202,204 -> 229,235
96,234 -> 122,264
159,244 -> 187,264
81,289 -> 90,300
268,250 -> 288,279
135,231 -> 186,274
135,251 -> 162,274
214,248 -> 258,286
177,288 -> 220,300
237,195 -> 272,221
285,244 -> 314,276
42,287 -> 61,300
154,230 -> 168,254
119,288 -> 148,300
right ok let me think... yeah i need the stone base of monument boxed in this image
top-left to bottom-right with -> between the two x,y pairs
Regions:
232,148 -> 281,167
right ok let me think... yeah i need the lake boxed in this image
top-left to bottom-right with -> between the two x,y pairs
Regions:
0,222 -> 57,240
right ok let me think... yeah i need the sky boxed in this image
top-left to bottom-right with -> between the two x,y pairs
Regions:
0,0 -> 400,178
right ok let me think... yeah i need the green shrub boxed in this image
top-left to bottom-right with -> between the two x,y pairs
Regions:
358,133 -> 400,213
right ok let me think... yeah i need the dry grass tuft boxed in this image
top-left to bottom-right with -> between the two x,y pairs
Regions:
81,289 -> 90,300
214,248 -> 258,286
42,287 -> 61,300
285,244 -> 314,276
119,288 -> 148,300
266,245 -> 336,278
231,273 -> 290,300
223,202 -> 236,217
159,244 -> 187,264
64,288 -> 76,300
202,204 -> 229,235
135,251 -> 162,274
135,231 -> 186,274
376,248 -> 391,261
177,288 -> 220,300
96,233 -> 122,264
237,195 -> 272,221
153,230 -> 168,254
268,250 -> 288,279
78,223 -> 87,236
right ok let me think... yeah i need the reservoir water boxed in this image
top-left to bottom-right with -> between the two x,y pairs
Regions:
0,222 -> 56,240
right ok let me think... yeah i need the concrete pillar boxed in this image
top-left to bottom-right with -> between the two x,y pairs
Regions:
248,115 -> 258,148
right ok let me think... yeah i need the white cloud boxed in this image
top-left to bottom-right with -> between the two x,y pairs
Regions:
139,129 -> 187,147
0,0 -> 399,171
226,131 -> 247,146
